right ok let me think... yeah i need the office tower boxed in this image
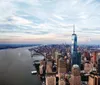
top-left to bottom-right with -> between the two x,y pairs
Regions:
88,74 -> 100,85
52,48 -> 56,58
39,64 -> 44,75
58,58 -> 67,74
84,62 -> 93,73
39,60 -> 45,74
71,25 -> 78,66
71,64 -> 80,76
46,74 -> 56,85
84,51 -> 91,61
88,75 -> 94,85
97,58 -> 100,75
55,50 -> 61,63
59,78 -> 66,85
77,52 -> 81,68
55,50 -> 59,64
92,51 -> 97,64
46,61 -> 52,73
69,65 -> 81,85
97,52 -> 100,61
69,75 -> 81,85
58,73 -> 66,85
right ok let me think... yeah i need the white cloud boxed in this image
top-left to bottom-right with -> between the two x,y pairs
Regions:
0,0 -> 100,44
53,14 -> 64,20
0,1 -> 14,20
11,15 -> 33,25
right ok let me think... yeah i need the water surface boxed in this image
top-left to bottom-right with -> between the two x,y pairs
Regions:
0,47 -> 41,85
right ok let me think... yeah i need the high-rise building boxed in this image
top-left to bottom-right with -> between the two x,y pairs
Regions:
59,78 -> 66,85
58,58 -> 67,74
71,25 -> 78,66
55,51 -> 61,64
46,74 -> 56,85
46,61 -> 52,73
77,52 -> 81,67
97,52 -> 100,63
92,51 -> 97,64
71,25 -> 77,54
97,58 -> 100,75
69,65 -> 81,85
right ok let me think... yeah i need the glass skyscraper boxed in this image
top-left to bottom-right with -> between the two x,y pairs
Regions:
71,25 -> 79,66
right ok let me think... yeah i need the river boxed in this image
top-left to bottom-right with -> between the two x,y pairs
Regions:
0,47 -> 43,85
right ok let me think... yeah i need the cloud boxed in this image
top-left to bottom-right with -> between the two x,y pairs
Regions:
10,15 -> 33,25
53,14 -> 64,20
0,0 -> 100,44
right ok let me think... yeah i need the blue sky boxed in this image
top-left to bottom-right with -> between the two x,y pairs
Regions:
0,0 -> 100,44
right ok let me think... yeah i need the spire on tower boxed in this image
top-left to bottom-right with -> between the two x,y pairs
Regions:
73,24 -> 75,34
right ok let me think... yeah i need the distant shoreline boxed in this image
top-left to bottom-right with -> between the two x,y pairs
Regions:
0,44 -> 41,50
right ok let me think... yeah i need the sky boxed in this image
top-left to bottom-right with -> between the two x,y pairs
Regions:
0,0 -> 100,44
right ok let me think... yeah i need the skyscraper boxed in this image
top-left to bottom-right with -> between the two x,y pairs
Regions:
46,74 -> 56,85
58,57 -> 67,74
71,25 -> 78,65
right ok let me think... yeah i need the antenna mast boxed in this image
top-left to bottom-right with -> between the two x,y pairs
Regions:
73,24 -> 75,34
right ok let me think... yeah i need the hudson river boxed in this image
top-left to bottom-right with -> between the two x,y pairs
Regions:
0,47 -> 42,85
